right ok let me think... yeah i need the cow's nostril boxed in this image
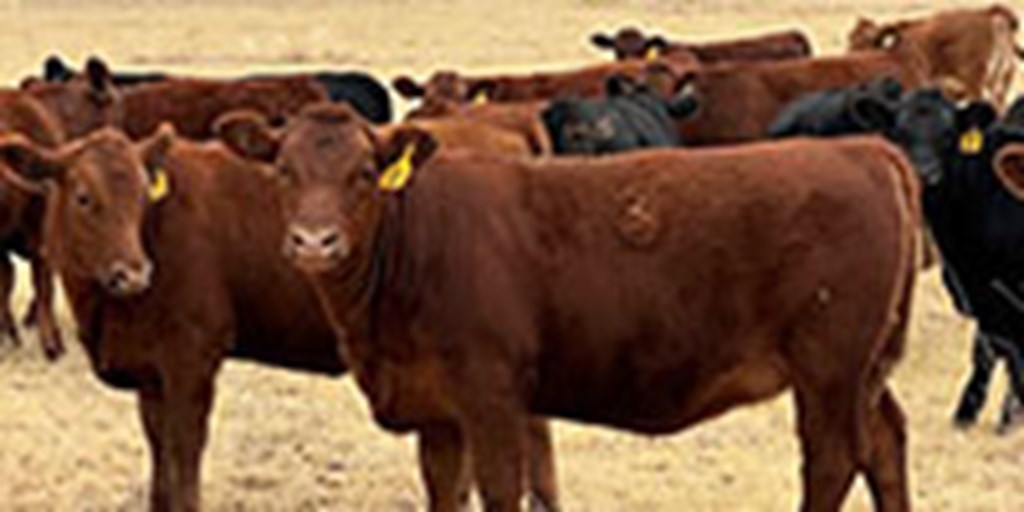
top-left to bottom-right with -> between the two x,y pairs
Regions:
321,231 -> 339,248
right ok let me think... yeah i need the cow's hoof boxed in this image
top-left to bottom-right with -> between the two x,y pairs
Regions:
39,328 -> 65,361
952,406 -> 980,430
996,394 -> 1024,436
42,340 -> 65,362
0,320 -> 20,347
953,416 -> 976,430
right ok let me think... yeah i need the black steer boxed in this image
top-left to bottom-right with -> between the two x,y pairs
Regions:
541,76 -> 697,155
881,90 -> 1024,433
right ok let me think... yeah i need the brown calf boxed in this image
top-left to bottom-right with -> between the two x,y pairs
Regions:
0,123 -> 558,511
220,103 -> 920,511
849,4 -> 1022,108
0,59 -> 120,359
671,46 -> 930,145
591,26 -> 812,64
393,56 -> 697,115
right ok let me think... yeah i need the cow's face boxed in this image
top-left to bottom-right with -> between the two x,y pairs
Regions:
591,28 -> 666,60
394,71 -> 494,116
216,104 -> 437,274
542,100 -> 620,154
848,18 -> 907,52
22,57 -> 122,139
0,126 -> 172,296
889,90 -> 996,184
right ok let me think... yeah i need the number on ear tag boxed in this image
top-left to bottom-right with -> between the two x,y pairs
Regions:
148,169 -> 170,203
645,46 -> 661,61
378,143 -> 416,192
959,128 -> 984,155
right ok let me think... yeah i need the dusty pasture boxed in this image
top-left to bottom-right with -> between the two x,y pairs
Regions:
1,0 -> 1024,510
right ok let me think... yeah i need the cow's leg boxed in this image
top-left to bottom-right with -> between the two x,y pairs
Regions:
995,337 -> 1024,434
453,364 -> 526,512
862,388 -> 910,512
793,386 -> 859,512
0,254 -> 19,346
139,391 -> 171,509
28,256 -> 63,360
953,331 -> 997,427
996,387 -> 1023,435
138,372 -> 215,512
524,418 -> 559,512
418,422 -> 472,512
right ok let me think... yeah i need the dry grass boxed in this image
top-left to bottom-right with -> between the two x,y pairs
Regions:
1,0 -> 1024,510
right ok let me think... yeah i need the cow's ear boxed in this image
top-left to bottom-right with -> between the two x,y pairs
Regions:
667,91 -> 700,120
392,76 -> 425,99
877,24 -> 903,48
374,127 -> 439,192
591,33 -> 616,49
994,145 -> 1024,200
214,110 -> 282,164
646,36 -> 669,51
605,74 -> 639,96
43,55 -> 73,82
0,135 -> 67,190
140,123 -> 175,176
466,80 -> 496,104
956,102 -> 997,132
850,95 -> 896,132
85,56 -> 117,103
139,124 -> 175,203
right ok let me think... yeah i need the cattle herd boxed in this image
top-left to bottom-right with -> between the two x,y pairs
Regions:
3,3 -> 1024,511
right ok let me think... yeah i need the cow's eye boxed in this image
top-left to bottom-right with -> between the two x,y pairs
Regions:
360,164 -> 377,182
275,164 -> 295,182
74,189 -> 92,209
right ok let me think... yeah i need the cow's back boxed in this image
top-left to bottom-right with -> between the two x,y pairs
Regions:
679,51 -> 926,144
123,79 -> 326,140
687,30 -> 811,64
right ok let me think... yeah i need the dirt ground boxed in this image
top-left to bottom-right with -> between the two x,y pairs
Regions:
1,0 -> 1024,510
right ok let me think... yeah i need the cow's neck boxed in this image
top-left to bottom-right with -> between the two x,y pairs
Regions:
314,194 -> 406,365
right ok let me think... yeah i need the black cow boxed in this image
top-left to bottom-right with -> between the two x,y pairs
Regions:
872,90 -> 1024,433
41,55 -> 393,124
541,75 -> 698,154
768,76 -> 904,137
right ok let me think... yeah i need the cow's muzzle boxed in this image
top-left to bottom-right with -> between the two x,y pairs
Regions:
284,224 -> 348,273
102,259 -> 153,297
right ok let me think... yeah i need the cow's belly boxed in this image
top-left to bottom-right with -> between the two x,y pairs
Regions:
531,346 -> 791,434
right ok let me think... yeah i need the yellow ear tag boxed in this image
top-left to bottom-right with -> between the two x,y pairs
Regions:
148,169 -> 170,203
378,143 -> 416,192
645,46 -> 661,61
472,89 -> 489,105
959,128 -> 984,155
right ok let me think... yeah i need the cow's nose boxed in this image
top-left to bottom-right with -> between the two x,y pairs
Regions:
286,225 -> 347,262
104,260 -> 153,296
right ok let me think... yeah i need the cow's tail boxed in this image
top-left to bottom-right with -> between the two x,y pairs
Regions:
851,142 -> 918,467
